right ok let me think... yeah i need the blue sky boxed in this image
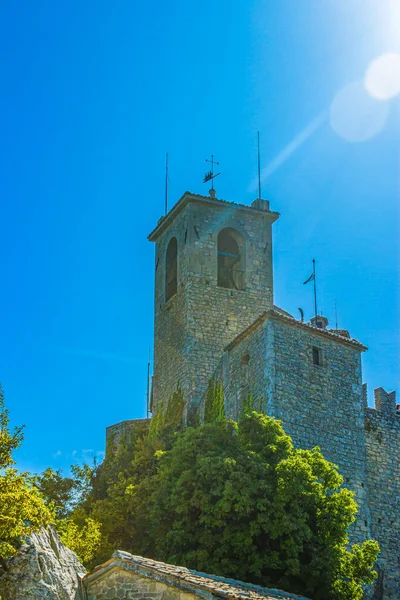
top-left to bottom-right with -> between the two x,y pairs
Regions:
0,1 -> 398,474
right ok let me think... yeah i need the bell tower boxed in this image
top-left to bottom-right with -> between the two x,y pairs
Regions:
148,191 -> 279,418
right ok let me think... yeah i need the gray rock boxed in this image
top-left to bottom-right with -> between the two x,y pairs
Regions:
0,525 -> 86,600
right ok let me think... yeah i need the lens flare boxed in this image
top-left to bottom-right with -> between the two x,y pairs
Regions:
365,52 -> 400,100
330,80 -> 389,143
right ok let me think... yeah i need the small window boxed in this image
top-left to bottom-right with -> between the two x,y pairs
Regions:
241,353 -> 250,365
165,237 -> 177,301
312,346 -> 321,366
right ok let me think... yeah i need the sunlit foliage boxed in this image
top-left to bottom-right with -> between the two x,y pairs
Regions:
29,382 -> 379,598
0,384 -> 53,559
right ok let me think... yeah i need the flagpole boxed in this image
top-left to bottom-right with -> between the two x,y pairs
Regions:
335,299 -> 338,330
257,131 -> 261,199
313,259 -> 317,318
146,347 -> 151,418
165,153 -> 169,215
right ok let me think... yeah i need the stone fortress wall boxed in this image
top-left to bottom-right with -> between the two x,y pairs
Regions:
107,191 -> 398,599
197,311 -> 399,599
198,311 -> 371,541
364,387 -> 400,599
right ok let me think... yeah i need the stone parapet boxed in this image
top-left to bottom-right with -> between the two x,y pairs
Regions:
365,391 -> 400,599
106,418 -> 150,454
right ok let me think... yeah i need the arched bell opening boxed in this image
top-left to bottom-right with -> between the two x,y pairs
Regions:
217,228 -> 245,290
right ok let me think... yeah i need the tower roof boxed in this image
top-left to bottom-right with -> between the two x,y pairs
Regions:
148,191 -> 280,242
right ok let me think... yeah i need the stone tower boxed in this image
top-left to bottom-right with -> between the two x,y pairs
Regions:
148,191 -> 279,417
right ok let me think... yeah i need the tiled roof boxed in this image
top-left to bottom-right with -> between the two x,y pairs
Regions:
84,551 -> 310,600
148,191 -> 280,241
225,308 -> 367,352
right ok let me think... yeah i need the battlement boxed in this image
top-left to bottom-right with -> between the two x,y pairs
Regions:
374,387 -> 397,415
363,384 -> 399,417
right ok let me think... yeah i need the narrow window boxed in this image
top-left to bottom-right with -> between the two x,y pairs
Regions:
312,346 -> 321,366
217,228 -> 245,290
241,353 -> 250,365
165,237 -> 177,301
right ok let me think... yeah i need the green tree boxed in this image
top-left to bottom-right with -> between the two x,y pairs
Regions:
144,412 -> 378,600
71,389 -> 186,568
33,468 -> 77,519
69,397 -> 378,599
0,384 -> 53,559
34,463 -> 94,519
79,420 -> 161,567
56,516 -> 101,565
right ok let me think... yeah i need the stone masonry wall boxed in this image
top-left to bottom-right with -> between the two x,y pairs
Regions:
365,388 -> 400,600
203,315 -> 400,599
152,208 -> 190,415
151,195 -> 278,418
85,566 -> 202,600
213,314 -> 371,546
184,200 -> 274,415
199,318 -> 268,422
106,419 -> 149,454
268,317 -> 371,545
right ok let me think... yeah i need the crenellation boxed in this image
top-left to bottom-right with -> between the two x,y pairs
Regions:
373,387 -> 397,415
362,382 -> 368,408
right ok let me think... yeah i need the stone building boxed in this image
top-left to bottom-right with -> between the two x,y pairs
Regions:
109,189 -> 399,599
83,551 -> 310,600
148,191 -> 278,421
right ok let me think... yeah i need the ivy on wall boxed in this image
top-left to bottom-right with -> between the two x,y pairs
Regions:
149,385 -> 185,442
204,379 -> 225,423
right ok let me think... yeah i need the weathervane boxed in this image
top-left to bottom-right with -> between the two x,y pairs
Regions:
203,154 -> 220,194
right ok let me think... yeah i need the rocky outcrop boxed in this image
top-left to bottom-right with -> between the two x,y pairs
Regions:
0,525 -> 86,600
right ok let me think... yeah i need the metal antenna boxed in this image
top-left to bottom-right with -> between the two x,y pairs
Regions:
335,299 -> 338,330
165,153 -> 169,215
146,348 -> 151,418
313,259 -> 318,319
257,131 -> 261,199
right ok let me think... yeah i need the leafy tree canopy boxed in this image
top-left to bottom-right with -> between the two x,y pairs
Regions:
21,381 -> 379,599
0,384 -> 53,559
144,412 -> 378,600
34,463 -> 93,519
